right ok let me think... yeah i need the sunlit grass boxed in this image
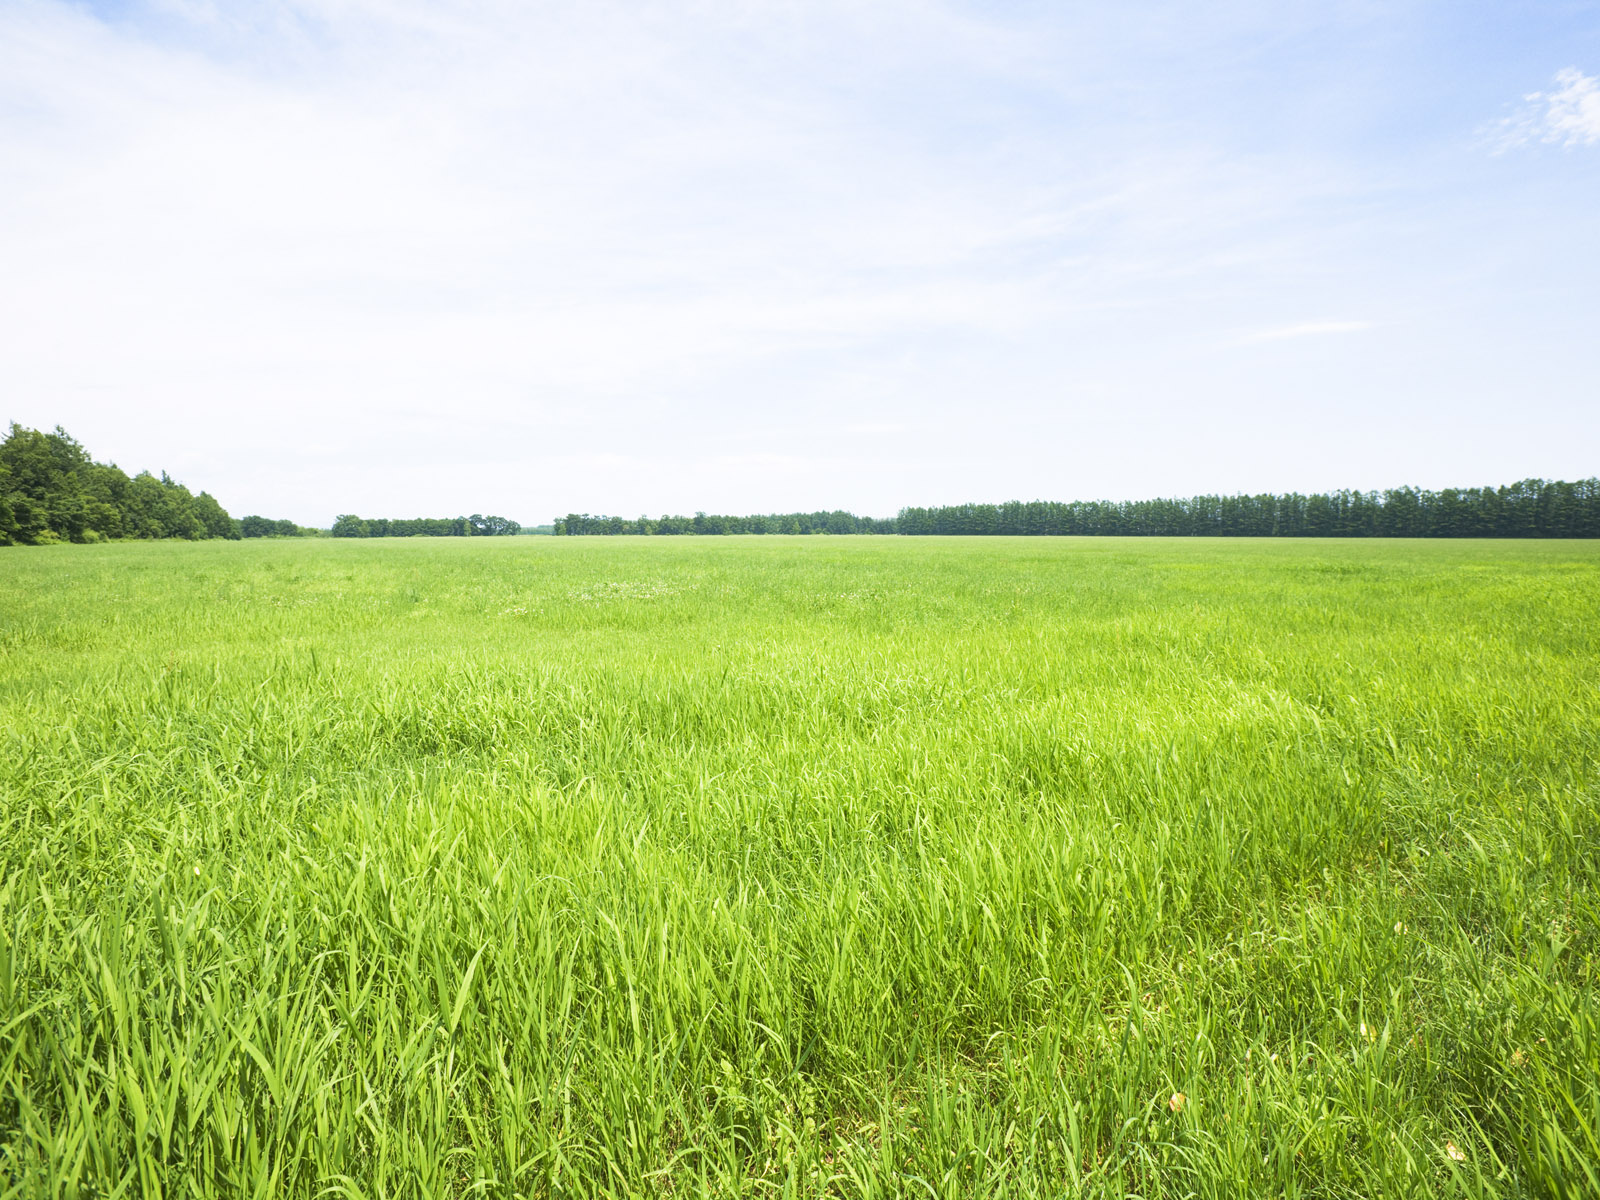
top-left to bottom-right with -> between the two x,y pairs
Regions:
2,536 -> 1596,1197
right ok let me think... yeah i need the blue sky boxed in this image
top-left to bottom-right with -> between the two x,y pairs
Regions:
2,0 -> 1597,524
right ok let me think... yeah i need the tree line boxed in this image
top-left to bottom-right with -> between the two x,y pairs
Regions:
240,515 -> 323,538
556,511 -> 898,536
558,479 -> 1600,538
8,420 -> 1593,545
897,481 -> 1600,537
332,514 -> 522,538
1,423 -> 238,545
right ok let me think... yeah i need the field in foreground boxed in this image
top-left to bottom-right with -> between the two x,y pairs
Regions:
1,536 -> 1597,1199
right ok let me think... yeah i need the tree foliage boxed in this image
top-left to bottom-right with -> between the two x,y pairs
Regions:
896,481 -> 1600,537
330,514 -> 521,538
240,515 -> 311,538
555,481 -> 1600,538
0,423 -> 240,545
556,511 -> 895,536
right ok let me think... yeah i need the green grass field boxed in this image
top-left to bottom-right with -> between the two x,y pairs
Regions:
2,537 -> 1597,1198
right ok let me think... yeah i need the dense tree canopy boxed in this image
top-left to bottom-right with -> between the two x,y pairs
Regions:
896,481 -> 1600,537
557,480 -> 1600,538
240,515 -> 318,538
1,424 -> 239,545
331,513 -> 521,538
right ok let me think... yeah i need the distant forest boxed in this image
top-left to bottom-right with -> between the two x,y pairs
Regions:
557,511 -> 895,536
559,479 -> 1600,538
332,514 -> 522,538
240,516 -> 322,538
1,424 -> 237,545
8,423 -> 1595,545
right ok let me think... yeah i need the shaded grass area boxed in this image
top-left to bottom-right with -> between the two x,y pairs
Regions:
1,536 -> 1597,1197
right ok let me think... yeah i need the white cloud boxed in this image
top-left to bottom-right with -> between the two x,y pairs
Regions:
1492,67 -> 1600,150
0,2 -> 1066,444
1544,68 -> 1600,146
2,3 -> 1596,518
0,6 -> 1315,464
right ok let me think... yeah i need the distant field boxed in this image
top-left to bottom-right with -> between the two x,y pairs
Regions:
2,537 -> 1597,1198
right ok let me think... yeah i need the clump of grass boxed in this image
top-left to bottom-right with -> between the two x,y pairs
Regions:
1,535 -> 1596,1197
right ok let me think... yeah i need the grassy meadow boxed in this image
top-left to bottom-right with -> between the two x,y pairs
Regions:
1,535 -> 1597,1198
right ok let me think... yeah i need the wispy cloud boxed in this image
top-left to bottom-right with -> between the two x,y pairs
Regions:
1491,67 -> 1600,151
1237,320 -> 1374,345
2,3 -> 1597,517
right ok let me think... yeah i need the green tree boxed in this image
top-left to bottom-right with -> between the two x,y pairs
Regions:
1,424 -> 241,544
